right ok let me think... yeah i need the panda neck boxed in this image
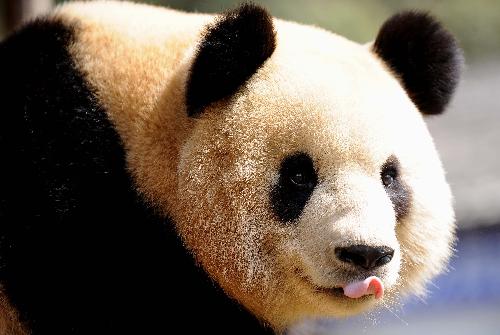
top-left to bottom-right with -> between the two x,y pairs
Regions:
161,220 -> 275,334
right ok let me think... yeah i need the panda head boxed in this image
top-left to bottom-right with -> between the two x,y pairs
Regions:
157,4 -> 461,331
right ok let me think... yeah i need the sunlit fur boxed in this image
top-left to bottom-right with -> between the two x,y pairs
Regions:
0,292 -> 26,335
55,1 -> 455,332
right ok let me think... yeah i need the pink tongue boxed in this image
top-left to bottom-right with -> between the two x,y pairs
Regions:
343,276 -> 384,299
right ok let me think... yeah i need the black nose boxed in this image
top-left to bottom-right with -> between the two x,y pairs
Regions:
335,245 -> 394,270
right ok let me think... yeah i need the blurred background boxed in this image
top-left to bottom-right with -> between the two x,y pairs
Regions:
1,1 -> 499,334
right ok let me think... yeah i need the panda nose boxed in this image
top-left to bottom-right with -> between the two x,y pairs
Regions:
335,245 -> 394,270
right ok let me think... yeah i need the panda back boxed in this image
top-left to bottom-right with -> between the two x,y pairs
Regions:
0,15 -> 270,334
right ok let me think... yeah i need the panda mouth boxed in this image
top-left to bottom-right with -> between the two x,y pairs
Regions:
315,286 -> 345,297
314,276 -> 385,300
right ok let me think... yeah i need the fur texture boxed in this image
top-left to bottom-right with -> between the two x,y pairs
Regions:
0,13 -> 271,335
186,3 -> 276,116
0,293 -> 27,335
0,1 -> 460,333
373,11 -> 463,115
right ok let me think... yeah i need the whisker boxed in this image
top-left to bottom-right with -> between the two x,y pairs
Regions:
428,280 -> 439,289
381,300 -> 409,326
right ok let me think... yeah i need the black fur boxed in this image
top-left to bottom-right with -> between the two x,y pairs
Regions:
271,153 -> 318,223
0,19 -> 272,335
186,3 -> 276,117
373,11 -> 463,115
381,156 -> 411,221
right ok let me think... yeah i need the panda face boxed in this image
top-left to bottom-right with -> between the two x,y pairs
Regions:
173,19 -> 456,329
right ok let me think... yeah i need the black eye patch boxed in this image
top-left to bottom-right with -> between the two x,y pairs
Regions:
380,156 -> 412,220
271,153 -> 318,223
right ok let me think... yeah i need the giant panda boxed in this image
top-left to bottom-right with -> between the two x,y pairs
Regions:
0,1 -> 462,334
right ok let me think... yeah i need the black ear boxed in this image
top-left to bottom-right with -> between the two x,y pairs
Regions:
373,11 -> 463,115
186,4 -> 276,117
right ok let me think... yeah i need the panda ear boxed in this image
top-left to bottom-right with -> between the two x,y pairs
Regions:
186,4 -> 276,117
372,11 -> 463,115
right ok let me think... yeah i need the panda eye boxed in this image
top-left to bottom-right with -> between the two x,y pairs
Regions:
284,157 -> 316,189
271,153 -> 318,222
380,155 -> 412,220
290,172 -> 307,186
381,164 -> 398,187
